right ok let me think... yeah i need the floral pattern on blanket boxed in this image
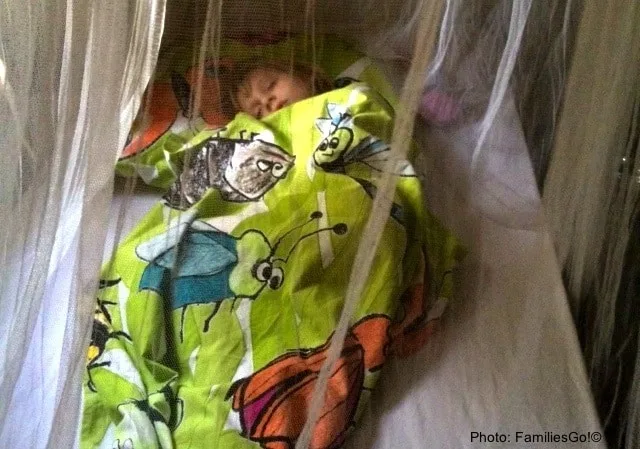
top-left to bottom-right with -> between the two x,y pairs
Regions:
81,83 -> 463,449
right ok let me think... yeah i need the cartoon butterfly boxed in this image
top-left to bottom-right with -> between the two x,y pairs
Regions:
226,315 -> 391,449
121,59 -> 232,159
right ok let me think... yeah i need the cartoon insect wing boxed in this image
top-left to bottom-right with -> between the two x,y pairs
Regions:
139,230 -> 238,308
344,136 -> 415,176
228,336 -> 365,449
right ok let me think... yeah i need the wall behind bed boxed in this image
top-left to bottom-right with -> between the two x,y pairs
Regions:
161,0 -> 421,60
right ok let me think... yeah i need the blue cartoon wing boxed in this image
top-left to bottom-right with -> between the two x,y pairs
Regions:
152,231 -> 238,277
139,230 -> 239,308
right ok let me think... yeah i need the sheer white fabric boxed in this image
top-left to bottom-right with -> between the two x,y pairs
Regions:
0,1 -> 165,447
2,0 -> 639,447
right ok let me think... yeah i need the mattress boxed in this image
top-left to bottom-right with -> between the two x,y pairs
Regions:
103,63 -> 605,449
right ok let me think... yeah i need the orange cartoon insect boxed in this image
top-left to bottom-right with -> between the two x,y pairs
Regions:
226,250 -> 442,449
121,59 -> 233,159
389,248 -> 447,358
226,315 -> 392,449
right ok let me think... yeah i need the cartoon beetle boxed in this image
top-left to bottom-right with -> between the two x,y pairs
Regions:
164,137 -> 295,209
86,279 -> 132,392
313,104 -> 415,224
226,315 -> 391,449
136,212 -> 348,341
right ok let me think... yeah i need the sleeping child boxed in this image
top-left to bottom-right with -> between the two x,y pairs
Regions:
82,57 -> 462,449
230,62 -> 333,119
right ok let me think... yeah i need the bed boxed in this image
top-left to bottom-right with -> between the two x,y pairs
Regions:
0,1 -> 616,448
101,57 -> 605,449
347,76 -> 606,449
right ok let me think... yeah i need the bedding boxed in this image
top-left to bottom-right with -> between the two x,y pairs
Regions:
82,81 -> 462,449
346,93 -> 606,449
116,34 -> 370,183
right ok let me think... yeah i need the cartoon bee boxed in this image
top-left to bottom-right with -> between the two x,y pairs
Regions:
313,103 -> 415,224
226,315 -> 391,449
136,212 -> 348,341
86,279 -> 132,392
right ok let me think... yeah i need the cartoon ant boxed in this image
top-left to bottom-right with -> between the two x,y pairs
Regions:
313,104 -> 415,224
109,385 -> 184,449
136,212 -> 348,341
86,279 -> 132,393
120,384 -> 184,435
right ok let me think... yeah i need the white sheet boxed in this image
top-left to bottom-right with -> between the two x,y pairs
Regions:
103,82 -> 604,449
346,89 -> 605,448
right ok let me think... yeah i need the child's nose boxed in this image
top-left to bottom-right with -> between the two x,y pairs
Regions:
266,95 -> 285,113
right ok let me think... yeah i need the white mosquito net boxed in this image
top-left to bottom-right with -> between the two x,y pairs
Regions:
1,0 -> 638,448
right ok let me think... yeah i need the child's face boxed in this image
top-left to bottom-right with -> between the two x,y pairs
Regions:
236,67 -> 311,119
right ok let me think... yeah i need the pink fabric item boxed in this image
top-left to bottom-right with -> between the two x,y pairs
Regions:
419,89 -> 462,126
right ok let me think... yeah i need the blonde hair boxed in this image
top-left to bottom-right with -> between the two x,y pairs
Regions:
222,60 -> 333,117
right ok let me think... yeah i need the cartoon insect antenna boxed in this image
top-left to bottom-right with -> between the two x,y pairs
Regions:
98,278 -> 121,289
272,212 -> 348,263
270,211 -> 323,255
315,104 -> 354,136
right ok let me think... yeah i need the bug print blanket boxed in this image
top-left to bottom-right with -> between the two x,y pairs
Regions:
81,82 -> 463,449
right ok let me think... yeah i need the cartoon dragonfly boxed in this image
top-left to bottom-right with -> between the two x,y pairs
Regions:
136,212 -> 348,341
313,104 -> 415,224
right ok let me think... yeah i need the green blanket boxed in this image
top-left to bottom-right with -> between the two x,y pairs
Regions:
82,82 -> 462,449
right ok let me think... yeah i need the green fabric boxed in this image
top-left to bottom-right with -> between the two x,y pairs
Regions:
82,83 -> 463,449
114,35 -> 398,189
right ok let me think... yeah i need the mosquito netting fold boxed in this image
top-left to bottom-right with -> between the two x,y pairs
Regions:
1,1 -> 638,448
